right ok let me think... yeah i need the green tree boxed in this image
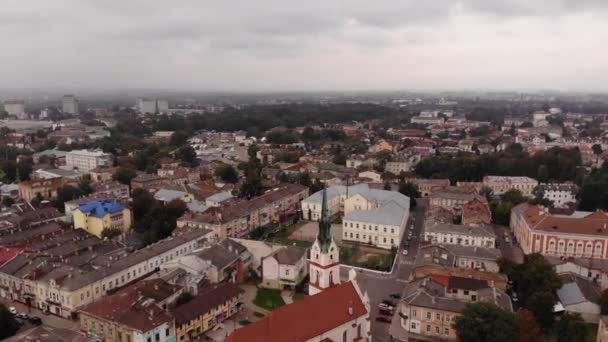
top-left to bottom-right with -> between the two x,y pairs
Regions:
298,172 -> 312,187
101,228 -> 122,239
554,312 -> 588,342
175,145 -> 198,167
489,200 -> 513,225
537,164 -> 549,183
0,304 -> 19,339
132,188 -> 156,221
592,144 -> 603,156
527,290 -> 557,332
515,309 -> 540,342
215,164 -> 238,183
398,181 -> 420,207
2,197 -> 15,207
113,167 -> 137,186
17,158 -> 33,181
600,288 -> 608,314
501,189 -> 525,205
52,185 -> 82,211
79,175 -> 93,196
169,130 -> 189,146
512,253 -> 562,304
454,302 -> 519,342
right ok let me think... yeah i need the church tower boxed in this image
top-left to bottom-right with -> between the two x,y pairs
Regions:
309,188 -> 341,296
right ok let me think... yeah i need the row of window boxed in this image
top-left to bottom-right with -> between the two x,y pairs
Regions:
344,221 -> 396,234
344,232 -> 394,245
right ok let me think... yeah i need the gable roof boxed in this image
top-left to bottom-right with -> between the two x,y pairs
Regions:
226,281 -> 367,342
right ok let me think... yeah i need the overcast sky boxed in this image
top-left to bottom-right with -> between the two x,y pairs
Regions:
1,0 -> 607,92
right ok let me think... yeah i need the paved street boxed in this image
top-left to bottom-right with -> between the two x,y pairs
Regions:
341,198 -> 428,341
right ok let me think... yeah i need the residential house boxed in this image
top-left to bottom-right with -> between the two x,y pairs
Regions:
556,272 -> 602,322
261,246 -> 308,290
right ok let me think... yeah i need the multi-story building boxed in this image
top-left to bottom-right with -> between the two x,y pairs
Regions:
429,186 -> 487,211
174,283 -> 243,342
0,229 -> 214,318
400,275 -> 512,341
91,180 -> 130,199
73,200 -> 132,238
89,166 -> 117,183
131,174 -> 165,190
61,95 -> 79,114
405,178 -> 450,196
417,244 -> 502,273
79,279 -> 180,342
482,176 -> 538,197
511,203 -> 608,259
137,98 -> 158,114
424,206 -> 496,248
65,149 -> 113,173
385,154 -> 420,175
536,182 -> 578,208
261,246 -> 308,290
4,100 -> 26,119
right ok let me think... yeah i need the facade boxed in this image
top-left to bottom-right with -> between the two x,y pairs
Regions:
174,283 -> 243,342
61,95 -> 79,114
73,200 -> 132,238
417,244 -> 502,273
89,167 -> 118,183
537,182 -> 578,208
78,279 -> 179,342
137,98 -> 158,114
261,246 -> 307,290
424,206 -> 496,248
429,186 -> 486,211
226,279 -> 370,342
549,256 -> 608,290
65,149 -> 113,173
406,178 -> 450,197
18,176 -> 75,202
309,188 -> 341,296
400,276 -> 512,341
4,100 -> 26,119
511,203 -> 608,259
91,180 -> 130,199
482,176 -> 539,197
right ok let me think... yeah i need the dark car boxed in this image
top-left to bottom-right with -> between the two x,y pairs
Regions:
376,316 -> 392,323
14,317 -> 25,327
382,299 -> 395,307
379,308 -> 393,316
29,316 -> 42,326
389,293 -> 401,299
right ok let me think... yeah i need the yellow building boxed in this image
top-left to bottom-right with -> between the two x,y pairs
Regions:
174,283 -> 243,342
73,200 -> 132,238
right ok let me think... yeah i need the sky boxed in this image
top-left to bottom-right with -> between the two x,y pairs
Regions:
1,0 -> 608,92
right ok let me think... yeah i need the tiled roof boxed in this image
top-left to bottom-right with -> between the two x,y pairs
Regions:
173,283 -> 243,325
519,204 -> 608,235
226,281 -> 367,342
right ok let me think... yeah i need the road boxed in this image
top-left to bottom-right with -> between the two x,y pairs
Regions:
341,198 -> 428,342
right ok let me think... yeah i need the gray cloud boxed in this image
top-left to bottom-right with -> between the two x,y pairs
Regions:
0,0 -> 607,91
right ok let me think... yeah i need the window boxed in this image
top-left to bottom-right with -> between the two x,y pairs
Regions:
435,313 -> 441,321
148,338 -> 152,342
156,333 -> 160,341
426,311 -> 432,319
343,331 -> 347,342
412,309 -> 417,317
411,322 -> 416,329
426,325 -> 431,332
166,328 -> 170,336
463,290 -> 469,295
436,326 -> 440,334
445,314 -> 450,322
445,328 -> 449,335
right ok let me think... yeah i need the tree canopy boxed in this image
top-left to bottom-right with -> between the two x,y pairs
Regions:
454,302 -> 518,342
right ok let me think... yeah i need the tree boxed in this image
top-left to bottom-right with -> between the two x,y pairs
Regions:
298,172 -> 312,187
554,312 -> 588,342
132,188 -> 156,221
175,292 -> 194,306
52,185 -> 82,211
512,253 -> 562,304
600,288 -> 608,314
383,181 -> 391,190
593,144 -> 603,156
169,130 -> 189,146
489,200 -> 513,225
101,228 -> 122,240
79,175 -> 93,196
0,304 -> 19,339
454,302 -> 518,342
527,290 -> 557,332
175,145 -> 198,167
17,158 -> 33,181
537,164 -> 549,183
398,181 -> 420,208
501,189 -> 525,205
215,164 -> 238,184
113,167 -> 137,186
515,309 -> 540,342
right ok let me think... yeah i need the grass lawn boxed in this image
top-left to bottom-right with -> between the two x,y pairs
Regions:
253,288 -> 286,311
239,319 -> 251,326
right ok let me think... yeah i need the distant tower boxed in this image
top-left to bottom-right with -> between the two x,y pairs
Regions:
308,188 -> 341,296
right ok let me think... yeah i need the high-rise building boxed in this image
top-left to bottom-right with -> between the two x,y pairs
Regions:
4,100 -> 26,119
62,95 -> 79,114
137,98 -> 169,114
156,99 -> 169,114
65,149 -> 113,173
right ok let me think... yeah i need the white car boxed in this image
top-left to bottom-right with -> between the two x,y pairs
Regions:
402,249 -> 409,256
9,306 -> 17,315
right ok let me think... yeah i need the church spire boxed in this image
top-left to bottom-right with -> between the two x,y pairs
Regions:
318,187 -> 332,253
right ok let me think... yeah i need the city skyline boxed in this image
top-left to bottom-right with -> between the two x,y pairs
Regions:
1,1 -> 608,92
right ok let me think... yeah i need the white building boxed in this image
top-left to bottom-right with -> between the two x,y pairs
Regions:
156,99 -> 169,114
261,246 -> 307,290
4,100 -> 26,119
65,149 -> 113,173
137,98 -> 158,114
536,182 -> 578,208
482,176 -> 538,197
62,95 -> 79,115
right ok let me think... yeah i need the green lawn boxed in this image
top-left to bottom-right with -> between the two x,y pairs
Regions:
253,288 -> 286,311
239,319 -> 252,326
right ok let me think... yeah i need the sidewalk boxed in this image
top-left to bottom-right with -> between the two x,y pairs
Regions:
388,314 -> 409,341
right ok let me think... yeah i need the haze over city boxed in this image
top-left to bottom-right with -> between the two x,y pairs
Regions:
1,0 -> 608,91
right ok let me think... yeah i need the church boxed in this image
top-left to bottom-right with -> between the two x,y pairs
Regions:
227,188 -> 372,342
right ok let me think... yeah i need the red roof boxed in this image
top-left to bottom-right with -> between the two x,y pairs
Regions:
226,282 -> 367,342
431,274 -> 450,288
0,247 -> 23,267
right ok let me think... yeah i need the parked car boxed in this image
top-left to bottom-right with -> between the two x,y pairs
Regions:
14,317 -> 24,327
29,316 -> 42,326
379,308 -> 393,316
376,316 -> 392,323
402,249 -> 409,256
382,299 -> 396,307
378,303 -> 393,310
16,312 -> 28,320
389,293 -> 401,299
8,307 -> 17,315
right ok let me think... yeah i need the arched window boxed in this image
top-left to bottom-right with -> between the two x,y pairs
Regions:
586,243 -> 593,257
576,242 -> 583,256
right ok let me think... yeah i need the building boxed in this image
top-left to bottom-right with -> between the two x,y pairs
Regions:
156,100 -> 169,114
73,200 -> 132,238
399,275 -> 512,341
61,95 -> 79,115
417,244 -> 502,273
461,199 -> 492,225
385,154 -> 420,175
309,188 -> 342,296
78,279 -> 180,342
18,177 -> 75,202
227,274 -> 370,342
556,272 -> 601,322
511,203 -> 608,258
482,176 -> 539,197
536,182 -> 579,208
89,167 -> 117,183
406,178 -> 451,197
4,100 -> 26,119
173,283 -> 243,341
137,98 -> 158,114
261,246 -> 307,290
65,149 -> 113,173
549,256 -> 608,290
424,206 -> 496,248
131,174 -> 165,190
429,186 -> 487,211
91,181 -> 130,199
598,316 -> 608,342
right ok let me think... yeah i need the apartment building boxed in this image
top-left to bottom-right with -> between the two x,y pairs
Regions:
482,176 -> 538,197
0,229 -> 215,318
400,276 -> 512,341
65,149 -> 113,173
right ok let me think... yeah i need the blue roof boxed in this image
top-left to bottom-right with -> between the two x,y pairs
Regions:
78,200 -> 124,218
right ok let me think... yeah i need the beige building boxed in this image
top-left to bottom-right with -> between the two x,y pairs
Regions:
65,149 -> 113,173
482,175 -> 538,197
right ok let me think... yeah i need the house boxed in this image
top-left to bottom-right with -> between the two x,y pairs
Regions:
91,181 -> 129,199
89,167 -> 118,183
131,174 -> 165,190
226,280 -> 370,342
368,140 -> 393,153
162,244 -> 241,284
399,275 -> 512,341
261,246 -> 307,290
556,272 -> 602,322
173,283 -> 243,342
548,256 -> 608,290
482,176 -> 539,197
511,203 -> 608,258
429,186 -> 486,211
73,200 -> 132,238
18,177 -> 76,202
79,279 -> 180,342
358,170 -> 382,183
424,206 -> 496,248
405,178 -> 451,197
